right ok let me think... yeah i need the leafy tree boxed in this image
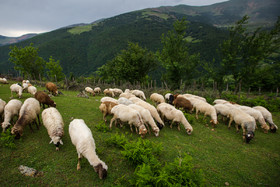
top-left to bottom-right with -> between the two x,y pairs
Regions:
9,43 -> 45,80
158,18 -> 200,90
45,56 -> 64,81
97,42 -> 157,84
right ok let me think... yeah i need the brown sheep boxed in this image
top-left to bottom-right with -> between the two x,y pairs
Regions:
173,97 -> 193,113
35,91 -> 56,108
99,101 -> 118,122
45,82 -> 58,96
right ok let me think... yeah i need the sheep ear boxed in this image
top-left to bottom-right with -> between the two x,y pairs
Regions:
49,140 -> 53,144
60,140 -> 63,145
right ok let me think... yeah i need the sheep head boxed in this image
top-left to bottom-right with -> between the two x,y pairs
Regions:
186,128 -> 192,135
50,137 -> 63,151
153,127 -> 160,137
245,131 -> 254,143
139,125 -> 147,138
156,121 -> 164,129
94,163 -> 107,179
11,126 -> 23,139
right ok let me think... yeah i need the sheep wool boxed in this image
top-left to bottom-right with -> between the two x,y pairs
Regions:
1,99 -> 22,132
69,119 -> 108,179
10,84 -> 23,98
85,87 -> 95,96
42,107 -> 64,151
253,106 -> 278,132
150,93 -> 165,105
0,99 -> 7,120
100,96 -> 118,104
28,86 -> 37,95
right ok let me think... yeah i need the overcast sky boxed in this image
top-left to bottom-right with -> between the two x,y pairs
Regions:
0,0 -> 228,37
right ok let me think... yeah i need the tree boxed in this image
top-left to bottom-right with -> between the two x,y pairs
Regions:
45,56 -> 64,82
157,18 -> 200,90
9,43 -> 45,80
97,42 -> 157,84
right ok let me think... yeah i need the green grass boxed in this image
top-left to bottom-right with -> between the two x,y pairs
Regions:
0,83 -> 280,186
68,24 -> 93,35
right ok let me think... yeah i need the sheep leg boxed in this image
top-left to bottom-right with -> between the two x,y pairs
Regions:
37,114 -> 41,126
145,123 -> 151,134
29,123 -> 34,132
103,113 -> 107,123
77,153 -> 82,170
109,116 -> 117,129
196,110 -> 199,120
242,126 -> 246,142
235,123 -> 240,132
177,122 -> 181,131
228,117 -> 233,129
10,91 -> 14,99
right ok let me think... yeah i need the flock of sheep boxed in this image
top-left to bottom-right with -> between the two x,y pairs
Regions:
0,79 -> 278,180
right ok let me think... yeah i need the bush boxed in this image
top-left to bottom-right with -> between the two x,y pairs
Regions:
95,122 -> 111,133
0,128 -> 16,149
106,133 -> 128,148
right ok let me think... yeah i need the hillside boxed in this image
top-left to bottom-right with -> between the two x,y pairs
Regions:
0,34 -> 37,46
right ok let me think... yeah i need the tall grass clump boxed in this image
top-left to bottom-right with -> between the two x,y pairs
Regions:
0,128 -> 16,149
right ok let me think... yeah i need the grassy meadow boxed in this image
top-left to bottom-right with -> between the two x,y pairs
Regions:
0,83 -> 280,186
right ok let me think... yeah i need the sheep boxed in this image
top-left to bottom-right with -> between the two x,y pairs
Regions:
45,82 -> 58,96
131,98 -> 165,129
0,78 -> 8,84
128,104 -> 160,137
117,97 -> 133,105
1,99 -> 22,132
100,97 -> 118,104
28,86 -> 37,95
253,106 -> 278,132
157,103 -> 193,135
85,87 -> 95,96
94,87 -> 101,95
99,101 -> 118,122
42,107 -> 64,151
103,88 -> 115,97
0,99 -> 7,121
69,119 -> 108,179
132,90 -> 146,100
111,88 -> 123,97
10,84 -> 23,98
150,93 -> 165,105
214,104 -> 232,121
119,92 -> 136,99
110,104 -> 147,138
173,96 -> 193,113
213,99 -> 230,105
165,93 -> 174,105
183,94 -> 207,102
22,80 -> 30,84
228,107 -> 256,143
193,99 -> 218,127
11,98 -> 41,139
35,91 -> 56,108
22,83 -> 29,92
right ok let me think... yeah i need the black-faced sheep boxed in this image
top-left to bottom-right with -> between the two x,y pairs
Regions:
165,93 -> 174,105
35,91 -> 56,108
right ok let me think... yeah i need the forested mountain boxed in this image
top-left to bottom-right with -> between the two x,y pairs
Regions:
0,34 -> 37,46
0,0 -> 279,78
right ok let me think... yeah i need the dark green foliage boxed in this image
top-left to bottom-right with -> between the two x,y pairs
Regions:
106,133 -> 128,148
0,128 -> 16,149
45,56 -> 64,81
94,121 -> 111,133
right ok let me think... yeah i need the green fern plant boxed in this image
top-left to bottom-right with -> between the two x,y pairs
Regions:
0,128 -> 16,149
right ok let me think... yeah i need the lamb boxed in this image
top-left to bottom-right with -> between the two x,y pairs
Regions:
132,90 -> 146,100
0,99 -> 7,121
128,104 -> 160,136
157,103 -> 193,135
10,84 -> 23,98
42,107 -> 64,151
228,107 -> 256,143
69,119 -> 108,179
193,99 -> 218,127
173,96 -> 193,113
150,93 -> 165,105
99,101 -> 118,122
45,82 -> 58,96
35,91 -> 56,108
94,87 -> 101,95
11,98 -> 41,139
253,106 -> 278,132
117,97 -> 133,105
100,97 -> 118,104
28,86 -> 37,95
110,104 -> 147,138
1,99 -> 22,132
236,105 -> 270,133
103,88 -> 115,97
165,93 -> 174,105
85,87 -> 95,96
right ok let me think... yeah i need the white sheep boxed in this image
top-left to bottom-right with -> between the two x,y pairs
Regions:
85,87 -> 95,96
100,96 -> 118,104
1,99 -> 22,132
157,103 -> 193,135
128,104 -> 160,136
110,104 -> 147,138
228,107 -> 256,143
69,119 -> 108,179
117,97 -> 133,105
0,78 -> 8,84
213,99 -> 230,105
253,106 -> 278,132
111,88 -> 123,97
94,87 -> 101,94
28,86 -> 37,95
193,99 -> 218,127
42,107 -> 64,151
150,93 -> 165,105
22,83 -> 29,92
124,89 -> 131,93
183,94 -> 206,102
132,89 -> 146,100
11,98 -> 41,139
119,92 -> 136,99
0,99 -> 7,121
103,88 -> 115,97
99,101 -> 118,122
10,84 -> 23,98
214,104 -> 231,120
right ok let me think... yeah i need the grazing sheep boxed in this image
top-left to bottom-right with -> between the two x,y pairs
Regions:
117,97 -> 133,105
10,84 -> 23,98
228,107 -> 256,143
132,90 -> 146,100
128,104 -> 160,136
119,92 -> 136,99
214,104 -> 231,121
22,83 -> 29,92
0,99 -> 7,121
0,78 -> 8,84
157,103 -> 193,135
85,87 -> 95,96
11,98 -> 41,139
253,106 -> 278,132
110,104 -> 147,138
28,86 -> 37,95
213,99 -> 230,105
100,97 -> 118,104
1,99 -> 22,132
150,93 -> 165,105
183,94 -> 207,102
165,93 -> 174,105
193,99 -> 218,127
35,91 -> 56,108
99,101 -> 118,122
45,82 -> 58,96
103,88 -> 115,97
173,96 -> 193,113
42,107 -> 64,151
111,88 -> 123,97
69,119 -> 108,179
94,87 -> 101,95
